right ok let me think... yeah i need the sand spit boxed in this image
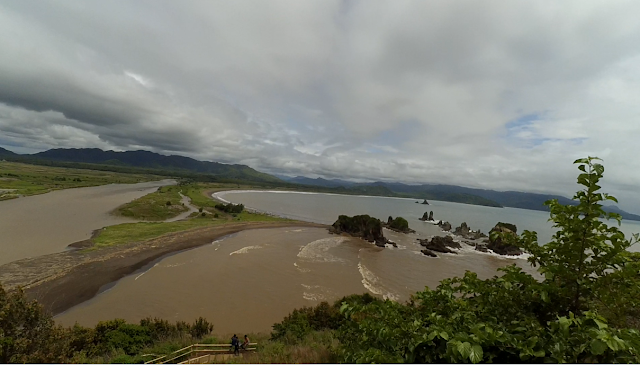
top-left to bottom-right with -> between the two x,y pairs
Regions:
0,221 -> 327,316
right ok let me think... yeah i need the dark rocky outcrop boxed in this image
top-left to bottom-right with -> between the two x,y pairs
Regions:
452,222 -> 487,240
419,211 -> 435,222
438,221 -> 452,231
487,222 -> 523,256
421,199 -> 429,205
475,244 -> 488,253
383,216 -> 416,233
330,214 -> 388,246
417,235 -> 460,255
421,249 -> 437,257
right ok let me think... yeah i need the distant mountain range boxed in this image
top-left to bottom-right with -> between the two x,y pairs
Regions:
2,146 -> 638,220
1,147 -> 280,184
280,176 -> 640,221
0,147 -> 17,157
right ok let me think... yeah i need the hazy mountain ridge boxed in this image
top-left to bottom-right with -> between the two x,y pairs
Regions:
284,177 -> 640,220
3,147 -> 281,184
0,147 -> 17,157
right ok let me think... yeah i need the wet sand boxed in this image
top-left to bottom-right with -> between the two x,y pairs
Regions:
0,180 -> 175,265
0,221 -> 326,317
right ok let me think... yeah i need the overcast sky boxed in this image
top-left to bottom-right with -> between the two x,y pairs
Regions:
1,1 -> 639,210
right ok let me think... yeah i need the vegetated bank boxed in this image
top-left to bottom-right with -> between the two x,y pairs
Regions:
0,161 -> 158,200
113,185 -> 188,221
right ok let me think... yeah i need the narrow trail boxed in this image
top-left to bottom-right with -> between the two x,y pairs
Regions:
163,192 -> 199,223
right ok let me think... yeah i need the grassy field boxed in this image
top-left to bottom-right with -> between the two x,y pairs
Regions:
114,185 -> 188,221
0,161 -> 157,200
181,182 -> 263,208
92,210 -> 290,249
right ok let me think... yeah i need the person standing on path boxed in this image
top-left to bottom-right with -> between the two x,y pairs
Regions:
231,334 -> 240,356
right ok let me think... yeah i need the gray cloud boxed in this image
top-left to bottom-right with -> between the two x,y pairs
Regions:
1,0 -> 640,211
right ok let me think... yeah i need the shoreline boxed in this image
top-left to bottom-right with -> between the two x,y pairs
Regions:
0,221 -> 327,317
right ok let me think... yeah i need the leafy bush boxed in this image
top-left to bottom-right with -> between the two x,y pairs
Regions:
271,294 -> 379,343
337,157 -> 640,363
215,202 -> 244,213
388,216 -> 410,231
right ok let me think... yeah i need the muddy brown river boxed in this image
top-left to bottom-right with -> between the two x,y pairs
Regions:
0,180 -> 174,266
55,227 -> 535,334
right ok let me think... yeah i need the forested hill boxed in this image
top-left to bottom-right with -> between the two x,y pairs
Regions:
3,148 -> 281,184
0,147 -> 17,157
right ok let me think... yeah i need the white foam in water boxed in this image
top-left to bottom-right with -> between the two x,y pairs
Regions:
135,263 -> 159,281
229,245 -> 262,256
358,263 -> 400,301
294,262 -> 311,273
301,284 -> 333,301
297,237 -> 347,263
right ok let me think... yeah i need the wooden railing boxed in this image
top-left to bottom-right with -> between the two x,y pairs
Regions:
145,343 -> 258,364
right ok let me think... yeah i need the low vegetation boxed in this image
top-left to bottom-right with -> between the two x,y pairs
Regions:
0,161 -> 156,200
114,186 -> 187,221
91,211 -> 289,249
214,202 -> 245,214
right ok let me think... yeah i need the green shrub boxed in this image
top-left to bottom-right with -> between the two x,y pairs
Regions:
389,217 -> 410,231
215,202 -> 244,213
189,317 -> 214,338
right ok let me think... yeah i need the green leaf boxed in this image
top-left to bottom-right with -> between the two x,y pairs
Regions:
440,331 -> 449,340
591,339 -> 607,355
533,349 -> 545,357
593,318 -> 608,330
541,291 -> 549,303
458,341 -> 472,359
469,344 -> 483,363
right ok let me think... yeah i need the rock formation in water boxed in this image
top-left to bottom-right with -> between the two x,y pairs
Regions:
418,235 -> 461,256
383,216 -> 416,233
421,248 -> 437,257
452,222 -> 487,240
438,221 -> 452,231
475,244 -> 488,252
330,214 -> 389,247
419,211 -> 435,222
487,222 -> 523,256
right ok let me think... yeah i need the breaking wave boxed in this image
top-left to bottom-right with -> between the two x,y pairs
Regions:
229,245 -> 262,256
297,237 -> 347,263
357,263 -> 400,301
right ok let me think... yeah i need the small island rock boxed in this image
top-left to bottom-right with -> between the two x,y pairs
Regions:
417,235 -> 460,254
487,222 -> 523,256
438,221 -> 452,231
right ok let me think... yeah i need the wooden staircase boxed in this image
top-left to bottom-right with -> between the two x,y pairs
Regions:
145,343 -> 257,364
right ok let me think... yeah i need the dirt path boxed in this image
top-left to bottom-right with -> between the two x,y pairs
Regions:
0,221 -> 327,316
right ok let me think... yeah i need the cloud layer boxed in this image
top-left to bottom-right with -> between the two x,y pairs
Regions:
1,0 -> 640,210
